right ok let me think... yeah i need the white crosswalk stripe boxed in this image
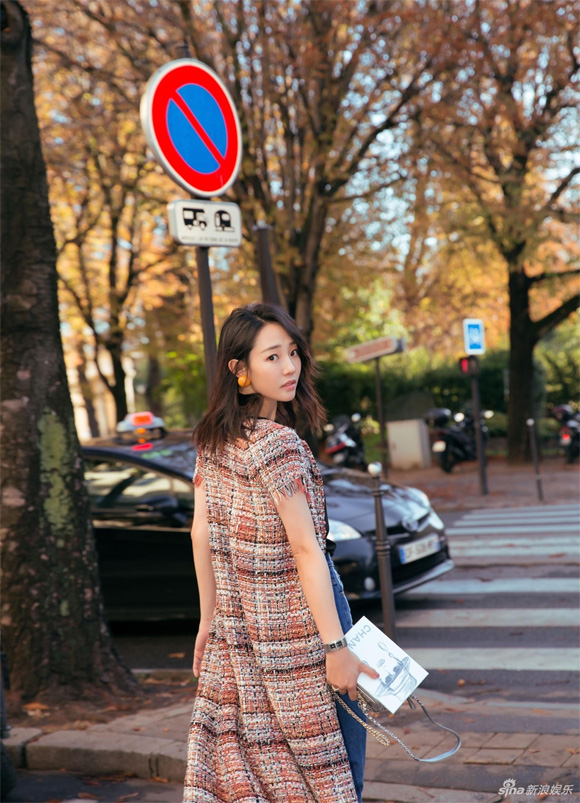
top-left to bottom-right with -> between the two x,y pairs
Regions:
396,505 -> 579,673
442,503 -> 580,565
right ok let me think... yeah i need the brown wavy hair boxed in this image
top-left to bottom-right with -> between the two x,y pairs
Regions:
194,304 -> 326,453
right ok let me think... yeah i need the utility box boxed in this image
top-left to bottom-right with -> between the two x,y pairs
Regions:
387,419 -> 431,470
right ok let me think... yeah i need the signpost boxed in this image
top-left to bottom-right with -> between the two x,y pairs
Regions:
141,59 -> 243,393
461,318 -> 488,495
347,336 -> 405,472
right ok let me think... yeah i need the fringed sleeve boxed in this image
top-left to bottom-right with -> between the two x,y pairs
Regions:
193,447 -> 205,487
249,424 -> 308,505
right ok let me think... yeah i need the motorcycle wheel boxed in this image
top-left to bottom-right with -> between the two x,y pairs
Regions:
439,451 -> 455,473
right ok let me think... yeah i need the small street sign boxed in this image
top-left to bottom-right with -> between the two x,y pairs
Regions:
140,59 -> 242,198
168,200 -> 242,247
463,318 -> 486,355
346,336 -> 405,364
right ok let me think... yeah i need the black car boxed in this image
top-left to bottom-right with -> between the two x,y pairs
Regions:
82,413 -> 454,621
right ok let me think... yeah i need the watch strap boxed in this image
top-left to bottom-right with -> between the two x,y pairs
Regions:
323,636 -> 348,654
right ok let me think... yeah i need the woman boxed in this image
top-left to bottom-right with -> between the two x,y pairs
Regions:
184,304 -> 377,803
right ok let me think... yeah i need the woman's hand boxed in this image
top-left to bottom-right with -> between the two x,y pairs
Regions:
192,622 -> 211,678
326,648 -> 379,701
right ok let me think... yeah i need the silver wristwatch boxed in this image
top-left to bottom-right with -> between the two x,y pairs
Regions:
323,636 -> 348,654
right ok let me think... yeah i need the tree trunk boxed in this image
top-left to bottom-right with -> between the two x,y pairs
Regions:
146,354 -> 163,417
292,196 -> 327,341
76,344 -> 100,438
0,0 -> 137,700
105,337 -> 128,422
507,271 -> 535,463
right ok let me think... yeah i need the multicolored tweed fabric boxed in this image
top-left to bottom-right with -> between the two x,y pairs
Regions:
183,419 -> 357,803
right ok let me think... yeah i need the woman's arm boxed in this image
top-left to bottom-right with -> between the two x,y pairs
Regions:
276,492 -> 378,700
191,480 -> 216,676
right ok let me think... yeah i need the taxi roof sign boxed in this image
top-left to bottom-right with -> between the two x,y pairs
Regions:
117,412 -> 166,433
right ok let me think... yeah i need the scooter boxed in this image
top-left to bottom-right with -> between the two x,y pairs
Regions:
425,408 -> 493,473
324,413 -> 367,471
552,405 -> 580,464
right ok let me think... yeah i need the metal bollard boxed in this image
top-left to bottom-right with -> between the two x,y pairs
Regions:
526,419 -> 544,502
368,462 -> 397,641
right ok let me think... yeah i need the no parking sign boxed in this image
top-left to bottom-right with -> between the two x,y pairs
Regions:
140,59 -> 242,197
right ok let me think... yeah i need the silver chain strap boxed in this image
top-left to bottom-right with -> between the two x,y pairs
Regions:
333,691 -> 420,758
331,690 -> 461,763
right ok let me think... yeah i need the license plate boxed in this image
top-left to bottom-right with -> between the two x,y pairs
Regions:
399,534 -> 440,564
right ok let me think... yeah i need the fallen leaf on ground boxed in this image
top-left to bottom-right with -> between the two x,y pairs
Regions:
98,774 -> 137,782
169,652 -> 185,659
150,776 -> 169,784
23,702 -> 50,710
77,794 -> 101,800
565,747 -> 579,754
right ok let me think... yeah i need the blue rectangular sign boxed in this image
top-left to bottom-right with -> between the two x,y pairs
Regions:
463,318 -> 486,355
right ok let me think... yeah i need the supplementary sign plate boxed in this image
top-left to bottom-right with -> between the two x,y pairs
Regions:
168,200 -> 242,247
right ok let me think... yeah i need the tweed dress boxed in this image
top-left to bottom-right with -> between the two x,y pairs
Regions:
183,419 -> 357,803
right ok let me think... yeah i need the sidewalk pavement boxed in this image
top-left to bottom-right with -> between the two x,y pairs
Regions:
5,687 -> 579,803
385,456 -> 578,511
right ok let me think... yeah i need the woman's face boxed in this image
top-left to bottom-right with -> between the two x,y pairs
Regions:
244,322 -> 302,418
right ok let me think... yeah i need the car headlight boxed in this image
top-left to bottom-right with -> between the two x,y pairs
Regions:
328,519 -> 362,542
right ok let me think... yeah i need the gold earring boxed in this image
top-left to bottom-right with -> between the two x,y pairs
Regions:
237,374 -> 251,388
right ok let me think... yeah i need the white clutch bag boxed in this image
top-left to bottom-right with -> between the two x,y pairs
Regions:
331,616 -> 461,763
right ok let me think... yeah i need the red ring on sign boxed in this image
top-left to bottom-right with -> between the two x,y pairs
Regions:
150,64 -> 241,196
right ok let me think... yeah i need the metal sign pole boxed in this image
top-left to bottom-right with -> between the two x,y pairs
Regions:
526,418 -> 544,501
471,373 -> 488,496
195,246 -> 217,395
374,357 -> 388,476
369,463 -> 397,640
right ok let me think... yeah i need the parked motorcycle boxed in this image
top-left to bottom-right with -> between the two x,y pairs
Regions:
424,407 -> 494,473
324,413 -> 367,471
552,404 -> 580,464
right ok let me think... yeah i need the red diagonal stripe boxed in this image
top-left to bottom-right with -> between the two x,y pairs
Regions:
171,90 -> 225,168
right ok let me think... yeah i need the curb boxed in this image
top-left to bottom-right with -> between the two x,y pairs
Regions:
4,697 -> 578,792
5,726 -> 187,782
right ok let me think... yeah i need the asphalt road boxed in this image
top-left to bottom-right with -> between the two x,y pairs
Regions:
110,504 -> 579,710
4,770 -> 184,802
